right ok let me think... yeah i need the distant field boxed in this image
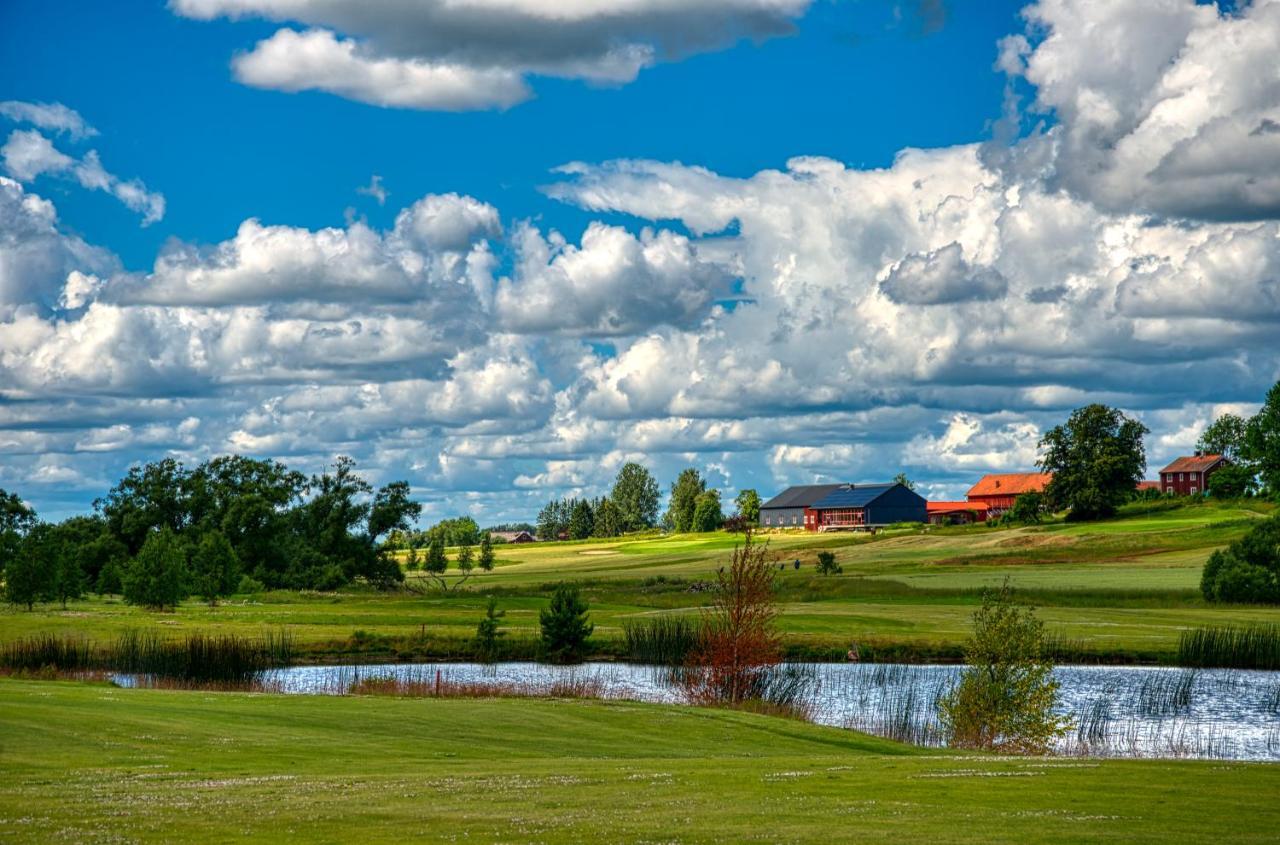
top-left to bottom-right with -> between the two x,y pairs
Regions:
2,680 -> 1278,844
2,500 -> 1275,663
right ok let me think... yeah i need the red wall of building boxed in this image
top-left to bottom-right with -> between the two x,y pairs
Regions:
1160,465 -> 1221,496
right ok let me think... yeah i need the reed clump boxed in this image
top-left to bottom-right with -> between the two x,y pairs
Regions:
1177,624 -> 1280,670
0,629 -> 294,684
345,667 -> 608,700
623,615 -> 700,665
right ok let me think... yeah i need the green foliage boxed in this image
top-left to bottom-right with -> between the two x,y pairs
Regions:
691,489 -> 724,532
539,582 -> 593,663
893,472 -> 916,491
456,544 -> 475,573
474,597 -> 505,662
424,535 -> 447,575
1208,463 -> 1257,499
1200,516 -> 1280,604
49,535 -> 87,609
568,499 -> 594,540
1004,492 -> 1048,524
122,528 -> 189,610
734,489 -> 761,524
420,516 -> 481,548
191,530 -> 240,607
1198,413 -> 1248,461
815,550 -> 842,576
1243,381 -> 1280,495
939,583 -> 1071,754
478,533 -> 495,571
536,499 -> 571,540
1040,404 -> 1149,521
667,468 -> 706,533
0,488 -> 36,578
610,462 -> 661,531
5,524 -> 53,610
236,574 -> 265,595
591,498 -> 622,538
622,615 -> 700,665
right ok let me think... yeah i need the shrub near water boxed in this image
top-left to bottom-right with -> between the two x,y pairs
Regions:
939,582 -> 1071,754
1200,516 -> 1280,604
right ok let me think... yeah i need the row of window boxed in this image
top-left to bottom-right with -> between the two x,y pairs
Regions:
1161,471 -> 1200,482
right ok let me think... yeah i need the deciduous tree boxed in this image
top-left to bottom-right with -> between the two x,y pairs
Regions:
122,528 -> 189,611
1039,404 -> 1148,520
610,463 -> 660,532
939,583 -> 1070,753
734,489 -> 761,524
667,468 -> 705,533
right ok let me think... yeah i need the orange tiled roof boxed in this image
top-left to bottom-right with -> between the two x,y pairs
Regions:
927,501 -> 987,513
1136,480 -> 1161,491
966,473 -> 1052,498
1159,455 -> 1226,474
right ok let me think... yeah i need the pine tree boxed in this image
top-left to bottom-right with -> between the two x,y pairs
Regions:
478,533 -> 495,571
539,582 -> 594,663
475,596 -> 505,662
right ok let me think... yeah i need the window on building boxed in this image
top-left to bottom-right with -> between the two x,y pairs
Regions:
1179,473 -> 1185,481
1190,486 -> 1197,495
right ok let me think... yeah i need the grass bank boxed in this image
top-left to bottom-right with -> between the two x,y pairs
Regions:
2,500 -> 1274,665
1,679 -> 1277,843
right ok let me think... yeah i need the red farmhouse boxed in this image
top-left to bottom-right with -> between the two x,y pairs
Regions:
966,473 -> 1052,516
1158,453 -> 1227,496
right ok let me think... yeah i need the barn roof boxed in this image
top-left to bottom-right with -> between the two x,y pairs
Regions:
1159,454 -> 1226,474
810,483 -> 897,509
967,473 -> 1052,498
760,484 -> 844,510
927,500 -> 988,513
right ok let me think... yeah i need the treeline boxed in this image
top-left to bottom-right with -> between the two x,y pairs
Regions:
534,462 -> 761,540
0,455 -> 420,610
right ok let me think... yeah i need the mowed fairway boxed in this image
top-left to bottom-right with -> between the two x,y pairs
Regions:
1,680 -> 1278,844
1,501 -> 1275,662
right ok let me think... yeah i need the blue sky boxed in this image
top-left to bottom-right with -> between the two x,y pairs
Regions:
1,0 -> 1277,523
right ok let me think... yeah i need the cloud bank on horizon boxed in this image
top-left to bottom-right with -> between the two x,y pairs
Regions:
2,0 -> 1279,523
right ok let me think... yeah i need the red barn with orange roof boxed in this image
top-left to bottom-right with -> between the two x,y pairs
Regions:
966,472 -> 1052,516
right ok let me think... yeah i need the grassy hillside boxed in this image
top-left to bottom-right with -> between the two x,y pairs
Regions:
1,680 -> 1277,844
2,500 -> 1274,663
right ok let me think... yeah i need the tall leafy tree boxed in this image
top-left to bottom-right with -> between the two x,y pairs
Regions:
667,468 -> 706,533
691,490 -> 724,532
48,534 -> 87,609
893,472 -> 916,491
1039,404 -> 1149,520
122,528 -> 189,610
568,499 -> 595,540
1197,413 -> 1249,461
191,530 -> 240,607
1243,381 -> 1280,495
187,456 -> 304,582
733,489 -> 761,524
610,462 -> 660,532
97,458 -> 192,555
5,523 -> 53,610
591,498 -> 622,538
1200,516 -> 1280,604
0,488 -> 36,579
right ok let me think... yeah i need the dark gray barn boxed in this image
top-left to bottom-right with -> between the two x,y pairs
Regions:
758,484 -> 843,528
807,483 -> 927,530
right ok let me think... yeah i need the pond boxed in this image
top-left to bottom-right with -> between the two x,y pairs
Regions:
121,661 -> 1280,761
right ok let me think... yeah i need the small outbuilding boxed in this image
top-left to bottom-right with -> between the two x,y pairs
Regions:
926,501 -> 988,525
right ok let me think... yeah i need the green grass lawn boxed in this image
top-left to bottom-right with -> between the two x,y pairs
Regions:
1,679 -> 1277,843
2,500 -> 1275,663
